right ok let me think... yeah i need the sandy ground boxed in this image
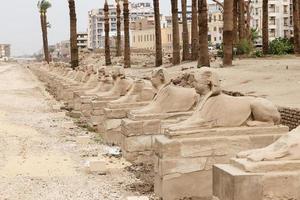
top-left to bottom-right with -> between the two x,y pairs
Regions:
126,56 -> 300,109
0,63 -> 149,200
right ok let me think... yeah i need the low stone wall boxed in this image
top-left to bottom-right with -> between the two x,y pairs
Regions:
223,90 -> 300,130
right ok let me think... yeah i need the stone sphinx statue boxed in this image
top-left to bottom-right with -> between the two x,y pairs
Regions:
130,68 -> 198,115
95,66 -> 133,99
237,126 -> 300,161
110,79 -> 156,104
168,67 -> 281,131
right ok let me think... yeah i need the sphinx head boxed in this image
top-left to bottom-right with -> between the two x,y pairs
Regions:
150,68 -> 170,89
189,68 -> 221,96
111,66 -> 125,80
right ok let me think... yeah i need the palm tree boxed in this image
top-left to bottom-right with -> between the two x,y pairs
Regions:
223,0 -> 234,66
233,0 -> 238,45
68,0 -> 79,69
116,0 -> 122,57
198,0 -> 210,67
181,0 -> 190,61
293,0 -> 300,54
262,0 -> 268,54
104,0 -> 112,65
171,0 -> 181,65
238,0 -> 246,41
191,0 -> 199,61
37,0 -> 51,64
153,0 -> 163,67
123,0 -> 131,68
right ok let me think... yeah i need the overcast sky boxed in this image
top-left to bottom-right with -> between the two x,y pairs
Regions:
0,0 -> 175,56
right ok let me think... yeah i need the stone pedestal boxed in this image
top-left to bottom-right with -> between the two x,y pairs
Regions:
213,158 -> 300,200
153,126 -> 289,200
120,112 -> 192,163
102,102 -> 148,145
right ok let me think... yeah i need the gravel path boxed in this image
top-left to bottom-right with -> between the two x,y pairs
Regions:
0,63 -> 149,200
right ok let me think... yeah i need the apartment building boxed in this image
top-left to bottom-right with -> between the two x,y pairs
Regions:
87,1 -> 154,49
251,0 -> 292,42
0,44 -> 11,58
77,32 -> 88,49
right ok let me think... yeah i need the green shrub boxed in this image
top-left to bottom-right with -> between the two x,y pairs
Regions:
237,39 -> 253,55
269,38 -> 293,55
253,50 -> 263,57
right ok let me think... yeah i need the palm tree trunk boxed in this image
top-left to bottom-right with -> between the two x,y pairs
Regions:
171,0 -> 181,65
191,0 -> 199,61
238,0 -> 246,41
262,0 -> 269,54
40,12 -> 50,63
104,0 -> 112,65
223,0 -> 234,66
293,0 -> 300,54
116,0 -> 122,57
181,0 -> 190,61
123,0 -> 131,68
198,0 -> 210,67
245,2 -> 252,40
233,0 -> 238,46
153,0 -> 163,67
68,0 -> 79,69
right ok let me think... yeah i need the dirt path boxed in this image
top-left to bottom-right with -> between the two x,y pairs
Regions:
0,64 -> 145,200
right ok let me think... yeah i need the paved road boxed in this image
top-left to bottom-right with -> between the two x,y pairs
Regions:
0,64 -> 139,200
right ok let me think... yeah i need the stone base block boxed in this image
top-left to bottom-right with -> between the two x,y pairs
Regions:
213,159 -> 300,200
154,126 -> 289,200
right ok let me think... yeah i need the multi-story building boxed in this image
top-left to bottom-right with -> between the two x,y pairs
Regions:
77,32 -> 88,49
88,1 -> 154,49
0,44 -> 11,58
251,0 -> 292,42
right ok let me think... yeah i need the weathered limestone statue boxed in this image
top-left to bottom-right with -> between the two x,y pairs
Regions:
168,68 -> 281,131
84,67 -> 113,95
110,79 -> 156,104
237,126 -> 300,161
95,66 -> 133,99
130,68 -> 198,115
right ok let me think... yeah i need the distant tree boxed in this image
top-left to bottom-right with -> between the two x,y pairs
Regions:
104,0 -> 112,65
123,0 -> 131,68
171,0 -> 181,65
116,0 -> 122,57
191,0 -> 199,60
37,0 -> 51,64
153,0 -> 163,66
68,0 -> 79,69
181,0 -> 190,61
198,0 -> 210,67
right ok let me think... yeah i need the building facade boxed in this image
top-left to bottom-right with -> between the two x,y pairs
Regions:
251,0 -> 292,42
77,32 -> 88,49
0,44 -> 11,58
87,1 -> 154,49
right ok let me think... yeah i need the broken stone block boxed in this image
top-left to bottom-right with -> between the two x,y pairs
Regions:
76,136 -> 90,145
63,121 -> 75,129
84,159 -> 107,173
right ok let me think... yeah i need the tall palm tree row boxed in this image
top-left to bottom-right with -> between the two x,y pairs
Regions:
104,0 -> 112,65
238,0 -> 246,41
153,0 -> 163,67
181,0 -> 190,61
68,0 -> 79,69
191,0 -> 199,61
293,0 -> 300,54
198,0 -> 210,67
171,0 -> 181,65
123,0 -> 131,68
262,0 -> 269,54
37,0 -> 51,64
116,0 -> 122,57
223,0 -> 234,66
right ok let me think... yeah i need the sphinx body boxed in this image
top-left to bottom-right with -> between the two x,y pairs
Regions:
168,68 -> 281,131
130,68 -> 198,115
237,126 -> 300,161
